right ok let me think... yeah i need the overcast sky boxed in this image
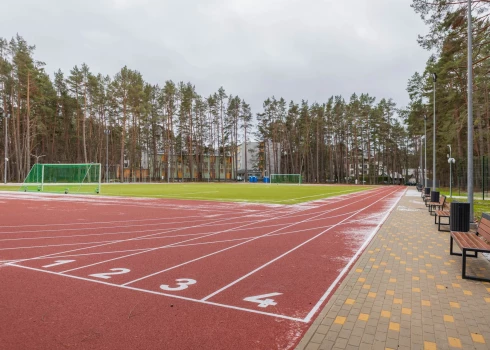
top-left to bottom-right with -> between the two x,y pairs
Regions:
0,0 -> 428,111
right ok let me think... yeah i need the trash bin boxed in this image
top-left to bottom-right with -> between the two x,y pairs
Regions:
450,202 -> 470,232
430,191 -> 440,203
424,187 -> 431,196
263,177 -> 270,183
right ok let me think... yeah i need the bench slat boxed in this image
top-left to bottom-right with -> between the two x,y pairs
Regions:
452,231 -> 490,250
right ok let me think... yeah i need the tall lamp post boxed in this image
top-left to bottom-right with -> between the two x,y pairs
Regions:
104,129 -> 111,183
467,0 -> 474,221
432,72 -> 437,191
447,145 -> 455,198
31,154 -> 45,164
424,117 -> 427,188
0,82 -> 8,185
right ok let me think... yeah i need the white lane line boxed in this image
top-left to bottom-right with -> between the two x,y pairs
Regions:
0,213 -> 218,229
302,187 -> 406,322
5,212 -> 386,260
9,207 -> 285,264
275,188 -> 374,203
200,187 -> 402,301
0,217 -> 222,235
121,187 -> 394,286
6,263 -> 306,323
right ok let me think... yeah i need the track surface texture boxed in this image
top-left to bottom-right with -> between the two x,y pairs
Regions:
0,186 -> 405,350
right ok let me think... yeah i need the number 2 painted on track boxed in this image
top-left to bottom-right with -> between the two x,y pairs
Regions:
160,278 -> 197,291
244,293 -> 282,308
89,268 -> 131,280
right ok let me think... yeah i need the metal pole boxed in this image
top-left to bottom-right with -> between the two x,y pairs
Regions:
468,0 -> 474,220
4,114 -> 7,184
448,145 -> 452,198
424,117 -> 427,188
433,73 -> 437,191
106,131 -> 109,183
420,137 -> 423,184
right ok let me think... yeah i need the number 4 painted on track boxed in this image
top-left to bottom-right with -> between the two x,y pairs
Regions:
243,293 -> 282,308
42,260 -> 75,268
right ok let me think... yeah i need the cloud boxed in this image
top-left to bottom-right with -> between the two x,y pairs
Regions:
0,0 -> 428,111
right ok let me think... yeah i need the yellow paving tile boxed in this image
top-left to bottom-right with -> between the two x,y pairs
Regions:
485,297 -> 490,303
384,269 -> 392,273
449,302 -> 460,308
355,269 -> 363,273
406,267 -> 413,271
389,322 -> 400,331
369,258 -> 376,262
412,287 -> 421,293
386,290 -> 395,296
358,313 -> 369,321
436,285 -> 445,290
389,278 -> 396,283
440,270 -> 448,275
363,284 -> 370,289
452,283 -> 461,288
334,316 -> 346,325
358,277 -> 366,283
422,300 -> 431,306
413,276 -> 419,280
381,310 -> 391,318
448,337 -> 462,348
345,299 -> 355,305
471,333 -> 485,344
394,298 -> 402,304
427,275 -> 434,279
402,308 -> 411,315
368,292 -> 377,298
443,315 -> 454,322
424,341 -> 437,350
464,290 -> 473,296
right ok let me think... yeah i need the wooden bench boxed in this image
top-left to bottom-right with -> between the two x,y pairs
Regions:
428,195 -> 446,215
434,206 -> 450,231
450,213 -> 490,282
416,184 -> 423,192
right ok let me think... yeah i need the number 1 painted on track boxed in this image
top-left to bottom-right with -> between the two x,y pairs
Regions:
42,260 -> 75,268
244,293 -> 282,308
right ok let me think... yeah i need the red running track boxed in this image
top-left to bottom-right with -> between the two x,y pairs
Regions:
0,186 -> 405,350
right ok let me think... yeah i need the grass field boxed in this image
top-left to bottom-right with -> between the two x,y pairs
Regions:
0,183 -> 374,204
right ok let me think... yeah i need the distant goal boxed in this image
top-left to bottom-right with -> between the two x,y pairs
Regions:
20,163 -> 102,194
270,174 -> 302,185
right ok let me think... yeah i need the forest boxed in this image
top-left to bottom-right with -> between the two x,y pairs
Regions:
1,1 -> 487,185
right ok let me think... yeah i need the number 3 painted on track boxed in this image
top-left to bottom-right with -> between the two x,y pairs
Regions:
160,278 -> 197,291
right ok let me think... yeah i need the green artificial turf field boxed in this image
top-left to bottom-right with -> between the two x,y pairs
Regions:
0,183 -> 373,205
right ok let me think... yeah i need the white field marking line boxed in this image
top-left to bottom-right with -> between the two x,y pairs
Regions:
13,202 -> 309,265
121,187 -> 395,286
6,210 -> 386,260
0,213 -> 215,229
200,187 -> 402,302
9,207 -> 288,264
0,216 -> 220,235
6,263 -> 306,323
302,187 -> 406,322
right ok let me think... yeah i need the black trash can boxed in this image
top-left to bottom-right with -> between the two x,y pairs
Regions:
424,187 -> 431,196
430,191 -> 440,202
450,202 -> 470,232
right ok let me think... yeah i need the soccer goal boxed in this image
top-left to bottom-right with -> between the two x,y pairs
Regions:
270,174 -> 302,185
20,163 -> 102,194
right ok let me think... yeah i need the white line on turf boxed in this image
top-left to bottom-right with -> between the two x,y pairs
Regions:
6,263 -> 307,323
200,187 -> 402,301
121,187 -> 395,286
302,187 -> 406,322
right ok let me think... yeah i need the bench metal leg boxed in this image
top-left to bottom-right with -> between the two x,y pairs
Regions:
461,249 -> 488,282
450,236 -> 461,256
438,217 -> 450,232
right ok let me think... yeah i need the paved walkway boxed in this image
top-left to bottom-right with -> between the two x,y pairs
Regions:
297,189 -> 490,350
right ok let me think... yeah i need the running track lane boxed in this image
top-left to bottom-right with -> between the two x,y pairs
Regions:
0,186 -> 404,350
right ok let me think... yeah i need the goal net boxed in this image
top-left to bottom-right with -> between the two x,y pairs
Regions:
270,174 -> 302,184
20,163 -> 102,194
